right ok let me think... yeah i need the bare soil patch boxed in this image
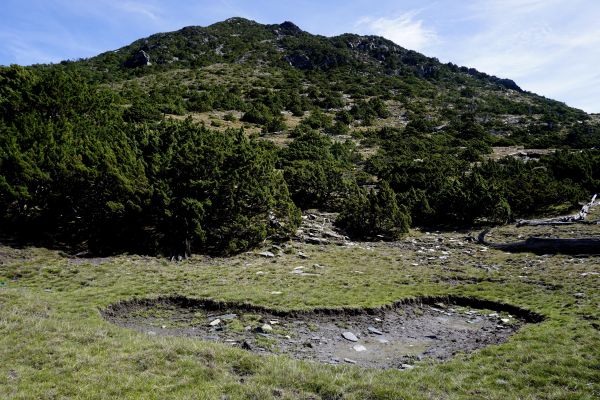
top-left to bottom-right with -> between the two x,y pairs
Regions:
102,296 -> 542,369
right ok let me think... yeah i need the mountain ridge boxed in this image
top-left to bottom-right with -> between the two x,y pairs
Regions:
85,17 -> 525,94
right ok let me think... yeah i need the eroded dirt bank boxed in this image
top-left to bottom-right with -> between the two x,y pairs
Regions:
102,296 -> 542,369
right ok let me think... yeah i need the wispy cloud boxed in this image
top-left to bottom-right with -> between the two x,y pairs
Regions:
354,11 -> 439,52
430,0 -> 600,112
113,1 -> 162,21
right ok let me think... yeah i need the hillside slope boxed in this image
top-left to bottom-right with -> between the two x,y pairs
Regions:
2,18 -> 599,256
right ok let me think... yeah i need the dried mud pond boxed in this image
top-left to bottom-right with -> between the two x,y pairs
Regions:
102,296 -> 543,369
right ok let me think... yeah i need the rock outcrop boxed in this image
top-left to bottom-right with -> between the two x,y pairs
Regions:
124,50 -> 151,68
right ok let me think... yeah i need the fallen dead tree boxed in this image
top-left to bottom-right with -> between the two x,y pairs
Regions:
478,229 -> 600,255
517,194 -> 598,227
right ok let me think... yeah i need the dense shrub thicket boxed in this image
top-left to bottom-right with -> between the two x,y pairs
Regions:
1,63 -> 598,254
0,66 -> 299,255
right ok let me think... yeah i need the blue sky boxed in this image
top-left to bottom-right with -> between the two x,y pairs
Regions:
1,0 -> 598,113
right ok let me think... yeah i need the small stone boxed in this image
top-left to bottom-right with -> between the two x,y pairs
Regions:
353,344 -> 367,352
343,358 -> 357,364
377,338 -> 389,344
500,318 -> 510,324
580,272 -> 599,277
574,292 -> 585,298
270,291 -> 282,295
241,340 -> 252,350
259,323 -> 273,333
342,332 -> 359,342
367,326 -> 383,335
209,318 -> 221,326
255,271 -> 265,275
218,314 -> 237,320
259,251 -> 275,258
269,320 -> 279,325
161,325 -> 167,329
400,364 -> 414,370
298,251 -> 309,259
374,317 -> 382,322
147,331 -> 156,336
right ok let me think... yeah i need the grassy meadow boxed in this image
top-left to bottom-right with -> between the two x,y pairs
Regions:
0,226 -> 599,399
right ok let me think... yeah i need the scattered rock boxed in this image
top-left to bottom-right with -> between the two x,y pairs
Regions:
218,314 -> 237,320
241,340 -> 252,350
353,344 -> 367,352
367,326 -> 383,335
255,271 -> 265,275
377,338 -> 389,344
209,318 -> 221,326
400,364 -> 414,370
270,291 -> 282,295
342,332 -> 359,342
259,251 -> 275,258
258,324 -> 273,333
304,237 -> 329,245
298,251 -> 309,259
343,358 -> 357,364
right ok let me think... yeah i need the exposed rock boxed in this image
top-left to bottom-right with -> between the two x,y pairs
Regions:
217,314 -> 237,320
304,237 -> 329,245
241,340 -> 252,350
367,326 -> 383,335
342,332 -> 359,342
353,344 -> 367,352
258,251 -> 275,258
275,21 -> 303,36
298,251 -> 309,259
209,318 -> 221,326
343,358 -> 357,364
285,53 -> 312,69
124,50 -> 151,68
258,323 -> 273,333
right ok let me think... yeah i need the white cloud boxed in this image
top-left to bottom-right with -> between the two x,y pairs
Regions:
354,12 -> 439,52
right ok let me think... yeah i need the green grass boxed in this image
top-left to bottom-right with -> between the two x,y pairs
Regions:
0,229 -> 599,399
